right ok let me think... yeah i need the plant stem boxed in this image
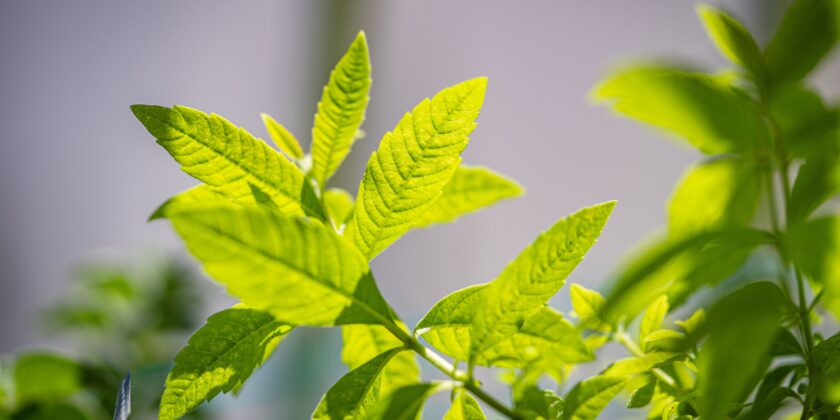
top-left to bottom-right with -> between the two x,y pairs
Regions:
390,324 -> 522,418
614,331 -> 679,390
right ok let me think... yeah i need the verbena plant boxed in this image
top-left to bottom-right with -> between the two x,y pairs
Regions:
130,0 -> 840,418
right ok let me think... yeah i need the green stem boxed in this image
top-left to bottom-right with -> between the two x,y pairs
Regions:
389,324 -> 521,419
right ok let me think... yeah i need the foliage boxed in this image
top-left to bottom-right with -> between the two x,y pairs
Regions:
0,257 -> 206,420
132,0 -> 840,416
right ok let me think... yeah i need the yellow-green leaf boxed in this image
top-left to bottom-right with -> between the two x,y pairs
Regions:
697,4 -> 764,79
324,188 -> 355,228
342,324 -> 420,394
167,206 -> 393,326
347,77 -> 488,260
415,165 -> 523,228
469,202 -> 615,364
368,382 -> 450,420
639,295 -> 669,344
563,375 -> 628,420
311,31 -> 371,186
444,389 -> 486,420
261,113 -> 304,159
131,104 -> 312,216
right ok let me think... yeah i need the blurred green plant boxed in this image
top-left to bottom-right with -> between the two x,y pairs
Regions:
128,0 -> 840,418
0,257 -> 205,420
576,0 -> 840,418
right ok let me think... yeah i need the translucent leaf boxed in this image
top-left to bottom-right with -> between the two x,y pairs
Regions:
261,113 -> 304,159
697,4 -> 763,78
347,78 -> 488,260
131,104 -> 313,216
639,295 -> 669,345
166,206 -> 393,326
593,66 -> 767,154
416,284 -> 485,361
668,156 -> 761,238
311,31 -> 371,186
368,382 -> 450,420
469,202 -> 614,363
783,216 -> 840,319
764,0 -> 840,86
312,348 -> 404,420
698,282 -> 785,420
414,165 -> 523,228
13,353 -> 82,403
562,375 -> 628,420
150,184 -> 232,220
159,307 -> 291,420
515,386 -> 564,420
444,389 -> 486,420
417,286 -> 591,369
324,188 -> 355,227
341,323 -> 420,394
604,353 -> 681,376
570,284 -> 610,331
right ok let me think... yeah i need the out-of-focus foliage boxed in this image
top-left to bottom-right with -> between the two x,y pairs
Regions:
584,0 -> 840,418
0,257 -> 205,420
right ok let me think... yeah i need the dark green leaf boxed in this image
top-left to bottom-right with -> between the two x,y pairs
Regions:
765,0 -> 840,86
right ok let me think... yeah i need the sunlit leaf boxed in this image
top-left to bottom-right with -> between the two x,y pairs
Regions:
342,323 -> 420,394
639,295 -> 669,344
311,31 -> 372,186
368,382 -> 450,420
414,165 -> 523,228
13,353 -> 82,403
347,78 -> 487,260
562,375 -> 627,420
469,202 -> 614,364
261,113 -> 304,160
131,104 -> 316,216
444,388 -> 486,420
166,206 -> 393,326
324,188 -> 355,227
627,379 -> 655,409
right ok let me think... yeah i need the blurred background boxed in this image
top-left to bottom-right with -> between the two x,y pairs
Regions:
1,1 -> 838,418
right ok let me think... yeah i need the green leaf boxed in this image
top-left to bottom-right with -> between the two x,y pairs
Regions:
698,282 -> 785,420
562,375 -> 628,420
604,353 -> 681,377
13,353 -> 82,403
368,382 -> 450,420
418,286 -> 591,369
416,284 -> 485,361
515,386 -> 564,420
593,66 -> 767,154
696,4 -> 764,79
261,113 -> 304,159
768,84 -> 839,159
311,31 -> 371,186
668,156 -> 762,238
444,389 -> 486,420
783,216 -> 840,319
341,324 -> 420,393
324,188 -> 355,227
813,332 -> 840,404
150,184 -> 233,220
790,147 -> 840,224
604,229 -> 773,320
346,77 -> 488,260
167,206 -> 393,326
674,309 -> 705,335
627,379 -> 656,409
159,307 -> 291,420
570,284 -> 610,331
131,104 -> 314,216
414,165 -> 523,228
765,0 -> 840,86
469,202 -> 614,364
313,348 -> 405,420
639,295 -> 668,344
